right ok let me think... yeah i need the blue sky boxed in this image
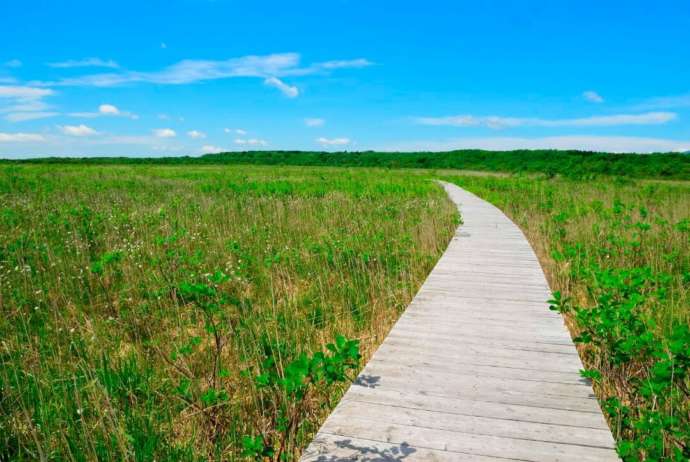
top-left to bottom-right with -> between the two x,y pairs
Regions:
2,0 -> 690,157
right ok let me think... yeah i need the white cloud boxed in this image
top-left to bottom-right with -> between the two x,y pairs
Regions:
234,138 -> 267,146
414,112 -> 676,129
32,53 -> 371,97
201,144 -> 224,153
0,86 -> 57,122
305,117 -> 325,127
5,112 -> 58,122
153,128 -> 176,138
315,58 -> 373,70
60,124 -> 98,136
161,42 -> 167,49
583,91 -> 604,103
48,58 -> 119,69
0,132 -> 45,142
37,53 -> 302,87
316,137 -> 350,146
4,59 -> 22,68
187,130 -> 206,139
99,104 -> 119,115
68,103 -> 138,119
636,93 -> 690,110
0,86 -> 54,99
380,135 -> 690,154
264,76 -> 299,98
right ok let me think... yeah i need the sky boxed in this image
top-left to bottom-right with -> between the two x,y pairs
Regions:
2,0 -> 690,158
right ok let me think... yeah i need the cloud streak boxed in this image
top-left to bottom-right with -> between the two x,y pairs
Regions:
153,128 -> 176,138
0,85 -> 57,122
583,90 -> 604,103
264,77 -> 299,97
201,144 -> 224,154
187,130 -> 206,139
5,112 -> 58,122
234,138 -> 267,146
0,132 -> 45,142
4,59 -> 22,68
636,93 -> 690,110
48,57 -> 119,69
69,103 -> 138,119
380,135 -> 690,154
305,117 -> 325,127
31,53 -> 372,98
414,112 -> 676,129
59,124 -> 98,136
317,137 -> 350,146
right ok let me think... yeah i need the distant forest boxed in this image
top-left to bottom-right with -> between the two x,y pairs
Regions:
5,149 -> 690,180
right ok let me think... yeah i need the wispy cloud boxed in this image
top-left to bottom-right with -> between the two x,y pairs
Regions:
234,138 -> 267,146
37,53 -> 300,87
0,85 -> 57,122
414,112 -> 676,129
48,57 -> 119,69
69,103 -> 138,119
636,93 -> 690,110
264,76 -> 299,97
305,117 -> 325,127
225,128 -> 247,135
4,59 -> 22,68
5,112 -> 58,122
315,58 -> 372,70
0,132 -> 45,142
316,137 -> 350,146
187,130 -> 206,139
153,128 -> 176,138
32,53 -> 372,98
201,144 -> 224,153
380,135 -> 690,154
59,124 -> 98,136
0,86 -> 54,99
583,90 -> 604,103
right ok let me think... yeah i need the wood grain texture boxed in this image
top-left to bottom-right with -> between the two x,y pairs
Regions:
301,182 -> 619,461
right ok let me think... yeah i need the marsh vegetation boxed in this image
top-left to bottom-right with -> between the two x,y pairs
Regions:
0,165 -> 456,461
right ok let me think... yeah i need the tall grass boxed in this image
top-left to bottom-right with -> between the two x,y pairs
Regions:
443,174 -> 690,461
0,165 -> 457,461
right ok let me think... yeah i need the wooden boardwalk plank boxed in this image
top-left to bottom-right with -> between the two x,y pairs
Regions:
300,182 -> 619,461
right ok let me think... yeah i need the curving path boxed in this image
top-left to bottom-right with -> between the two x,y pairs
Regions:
301,182 -> 618,462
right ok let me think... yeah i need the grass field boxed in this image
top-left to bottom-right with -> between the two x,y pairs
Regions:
442,174 -> 690,460
0,164 -> 457,461
2,161 -> 689,461
9,149 -> 690,180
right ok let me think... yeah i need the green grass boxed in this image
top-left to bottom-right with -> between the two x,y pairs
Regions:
0,164 -> 457,461
6,149 -> 690,180
442,174 -> 690,461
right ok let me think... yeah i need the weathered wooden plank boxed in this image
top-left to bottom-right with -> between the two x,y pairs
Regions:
318,418 -> 618,462
328,401 -> 616,448
301,434 -> 512,462
300,182 -> 618,461
344,386 -> 610,429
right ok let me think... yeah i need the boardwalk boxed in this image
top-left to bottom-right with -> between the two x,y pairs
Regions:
301,182 -> 618,461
